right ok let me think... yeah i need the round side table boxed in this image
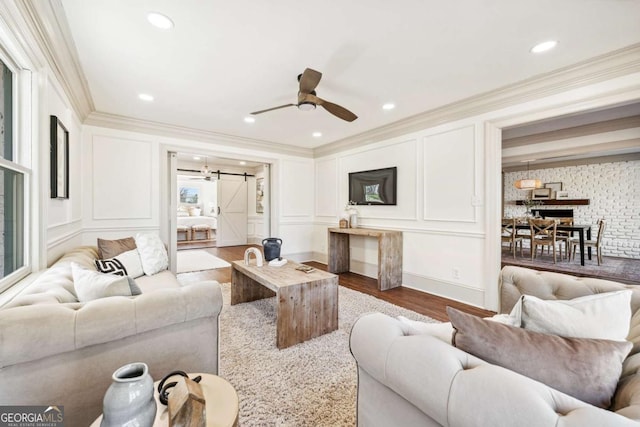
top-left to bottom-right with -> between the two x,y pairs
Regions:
92,373 -> 238,427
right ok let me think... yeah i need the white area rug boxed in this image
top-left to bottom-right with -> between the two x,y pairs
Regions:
218,282 -> 439,426
176,249 -> 231,273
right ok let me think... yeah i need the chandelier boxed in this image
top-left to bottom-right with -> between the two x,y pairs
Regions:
514,161 -> 541,190
201,157 -> 212,176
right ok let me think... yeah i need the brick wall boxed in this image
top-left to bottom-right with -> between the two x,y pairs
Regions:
504,160 -> 640,259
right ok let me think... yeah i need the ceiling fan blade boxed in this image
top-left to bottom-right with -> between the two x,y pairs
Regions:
313,96 -> 358,122
250,104 -> 296,115
299,68 -> 322,94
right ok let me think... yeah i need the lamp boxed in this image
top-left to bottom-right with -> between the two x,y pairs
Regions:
200,157 -> 211,176
514,161 -> 541,189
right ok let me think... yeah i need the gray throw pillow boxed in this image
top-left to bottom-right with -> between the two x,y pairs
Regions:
447,306 -> 632,409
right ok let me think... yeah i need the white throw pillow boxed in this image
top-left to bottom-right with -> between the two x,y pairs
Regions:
72,262 -> 141,302
134,232 -> 169,276
509,290 -> 632,341
94,249 -> 144,279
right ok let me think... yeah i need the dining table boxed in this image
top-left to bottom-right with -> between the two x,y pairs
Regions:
515,222 -> 592,266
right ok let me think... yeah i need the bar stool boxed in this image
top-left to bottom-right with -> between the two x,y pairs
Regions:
192,224 -> 212,240
177,225 -> 191,241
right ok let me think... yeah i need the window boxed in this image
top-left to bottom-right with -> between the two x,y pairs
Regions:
0,56 -> 29,290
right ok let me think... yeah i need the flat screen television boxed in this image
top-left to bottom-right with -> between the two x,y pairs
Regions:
348,167 -> 397,206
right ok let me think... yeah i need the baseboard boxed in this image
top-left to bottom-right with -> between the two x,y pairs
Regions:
309,252 -> 486,308
283,252 -> 315,263
402,272 -> 486,308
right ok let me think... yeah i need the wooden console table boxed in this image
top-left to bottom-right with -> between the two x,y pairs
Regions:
328,227 -> 403,291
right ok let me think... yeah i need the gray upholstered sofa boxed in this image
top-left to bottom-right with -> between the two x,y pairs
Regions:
350,266 -> 640,427
0,246 -> 223,427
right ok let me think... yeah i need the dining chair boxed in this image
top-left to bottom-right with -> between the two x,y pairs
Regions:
501,218 -> 523,258
529,218 -> 561,263
555,217 -> 573,260
569,219 -> 606,265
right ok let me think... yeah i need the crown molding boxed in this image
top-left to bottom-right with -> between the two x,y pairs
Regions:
85,112 -> 314,158
16,0 -> 94,119
314,43 -> 640,158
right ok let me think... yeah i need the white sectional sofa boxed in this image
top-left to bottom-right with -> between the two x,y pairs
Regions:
0,246 -> 223,427
350,266 -> 640,427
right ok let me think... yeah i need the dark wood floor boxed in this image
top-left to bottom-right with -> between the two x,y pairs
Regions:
177,245 -> 494,322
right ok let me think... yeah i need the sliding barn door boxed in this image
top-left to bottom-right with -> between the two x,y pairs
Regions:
216,179 -> 248,247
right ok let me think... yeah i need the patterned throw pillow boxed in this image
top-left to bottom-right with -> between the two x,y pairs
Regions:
95,249 -> 144,279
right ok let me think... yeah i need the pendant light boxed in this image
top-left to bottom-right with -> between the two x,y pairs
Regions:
201,157 -> 212,176
514,161 -> 541,189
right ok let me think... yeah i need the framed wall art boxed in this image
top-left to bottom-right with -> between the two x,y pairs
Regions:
50,115 -> 69,199
532,188 -> 552,199
544,182 -> 563,199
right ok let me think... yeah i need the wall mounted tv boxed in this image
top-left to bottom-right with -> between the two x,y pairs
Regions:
348,167 -> 397,206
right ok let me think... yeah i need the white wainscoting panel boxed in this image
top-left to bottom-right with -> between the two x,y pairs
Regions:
92,136 -> 153,220
315,157 -> 338,217
281,159 -> 314,218
423,125 -> 477,222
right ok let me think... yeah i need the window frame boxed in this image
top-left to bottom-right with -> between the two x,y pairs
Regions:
0,45 -> 33,293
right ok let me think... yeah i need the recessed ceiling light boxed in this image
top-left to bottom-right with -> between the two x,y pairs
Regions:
382,103 -> 395,110
244,116 -> 256,123
147,12 -> 174,30
138,93 -> 154,101
193,156 -> 201,160
530,40 -> 558,53
239,161 -> 247,166
312,132 -> 322,138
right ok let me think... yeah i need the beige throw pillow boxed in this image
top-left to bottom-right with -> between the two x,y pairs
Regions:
97,237 -> 137,259
72,263 -> 141,302
510,291 -> 632,341
447,307 -> 632,409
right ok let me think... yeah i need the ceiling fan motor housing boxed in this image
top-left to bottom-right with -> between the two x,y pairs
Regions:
298,101 -> 316,111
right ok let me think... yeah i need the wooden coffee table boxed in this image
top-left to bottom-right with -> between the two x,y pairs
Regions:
231,260 -> 339,349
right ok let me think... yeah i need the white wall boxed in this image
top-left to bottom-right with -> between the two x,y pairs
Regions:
314,123 -> 487,307
45,76 -> 84,264
504,160 -> 640,258
314,71 -> 640,311
79,126 -> 313,259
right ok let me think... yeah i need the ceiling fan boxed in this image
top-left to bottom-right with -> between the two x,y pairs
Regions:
250,68 -> 358,122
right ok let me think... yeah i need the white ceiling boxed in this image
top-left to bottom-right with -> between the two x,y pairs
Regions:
60,0 -> 640,150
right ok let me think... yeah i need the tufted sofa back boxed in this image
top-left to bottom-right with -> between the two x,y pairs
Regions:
499,266 -> 640,315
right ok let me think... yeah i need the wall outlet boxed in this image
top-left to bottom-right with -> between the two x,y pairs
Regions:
452,268 -> 460,280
